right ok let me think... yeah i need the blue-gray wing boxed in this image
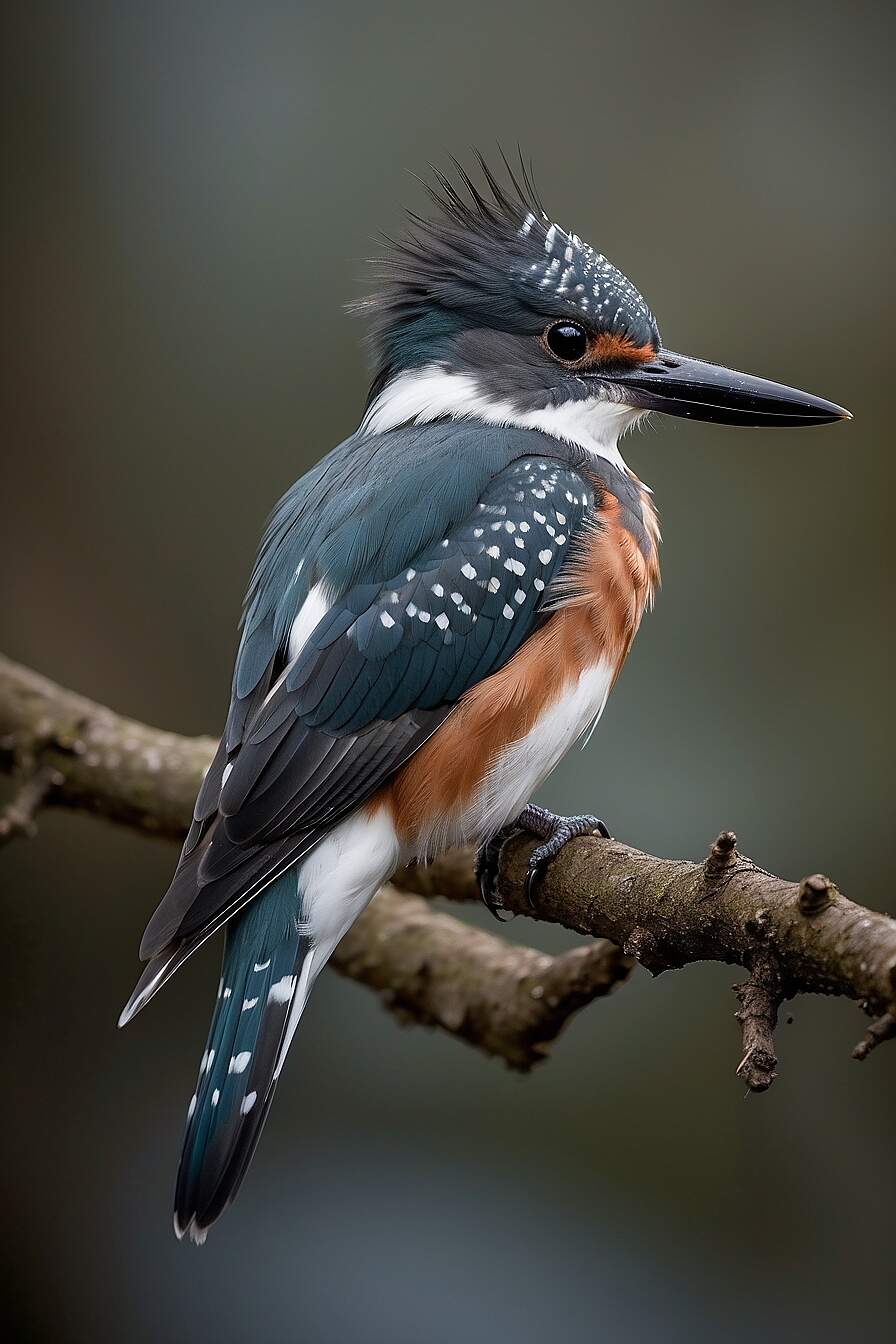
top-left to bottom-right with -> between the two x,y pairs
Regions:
137,454 -> 593,970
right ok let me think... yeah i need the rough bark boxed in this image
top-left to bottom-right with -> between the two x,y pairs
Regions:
2,652 -> 895,1081
397,840 -> 896,1069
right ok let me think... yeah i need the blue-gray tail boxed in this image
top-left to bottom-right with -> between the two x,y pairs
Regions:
174,870 -> 315,1244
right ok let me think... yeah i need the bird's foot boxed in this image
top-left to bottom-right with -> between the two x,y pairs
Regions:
475,805 -> 610,919
515,804 -> 610,910
475,822 -> 520,921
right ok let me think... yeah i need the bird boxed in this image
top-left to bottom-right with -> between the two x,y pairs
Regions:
119,154 -> 850,1243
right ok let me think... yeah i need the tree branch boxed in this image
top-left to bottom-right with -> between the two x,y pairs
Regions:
2,652 -> 895,1084
0,654 -> 214,841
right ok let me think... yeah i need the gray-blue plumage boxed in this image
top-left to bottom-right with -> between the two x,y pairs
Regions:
126,422 -> 595,988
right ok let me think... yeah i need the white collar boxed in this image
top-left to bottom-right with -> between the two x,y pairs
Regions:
361,363 -> 645,476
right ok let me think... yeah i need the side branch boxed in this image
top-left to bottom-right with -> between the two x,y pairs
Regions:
335,886 -> 630,1069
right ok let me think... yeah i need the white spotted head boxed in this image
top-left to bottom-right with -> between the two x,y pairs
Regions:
355,152 -> 659,419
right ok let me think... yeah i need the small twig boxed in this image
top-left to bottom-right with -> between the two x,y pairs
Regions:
853,1012 -> 896,1062
798,873 -> 835,915
704,829 -> 738,879
0,765 -> 62,847
734,957 -> 782,1091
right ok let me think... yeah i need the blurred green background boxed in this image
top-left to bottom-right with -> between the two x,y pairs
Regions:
3,2 -> 894,1340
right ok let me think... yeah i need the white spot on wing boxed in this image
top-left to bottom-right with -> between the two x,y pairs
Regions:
288,582 -> 333,661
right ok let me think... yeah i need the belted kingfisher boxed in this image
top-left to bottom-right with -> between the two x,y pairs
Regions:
119,156 -> 849,1242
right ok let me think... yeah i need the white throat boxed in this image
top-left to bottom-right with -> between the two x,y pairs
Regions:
360,363 -> 645,474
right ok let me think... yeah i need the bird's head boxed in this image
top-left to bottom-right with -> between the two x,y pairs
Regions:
357,156 -> 849,462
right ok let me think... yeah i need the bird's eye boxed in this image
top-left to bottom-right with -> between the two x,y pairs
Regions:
544,321 -> 589,364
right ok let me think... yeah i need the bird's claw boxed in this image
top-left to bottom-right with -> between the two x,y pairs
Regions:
516,804 -> 610,909
476,806 -> 610,918
475,823 -> 522,921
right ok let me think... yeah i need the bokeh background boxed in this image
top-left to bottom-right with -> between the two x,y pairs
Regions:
3,2 -> 894,1339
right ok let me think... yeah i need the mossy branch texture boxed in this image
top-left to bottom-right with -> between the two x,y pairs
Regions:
2,652 -> 895,1083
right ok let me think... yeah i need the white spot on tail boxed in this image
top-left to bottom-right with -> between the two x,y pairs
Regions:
268,975 -> 296,1004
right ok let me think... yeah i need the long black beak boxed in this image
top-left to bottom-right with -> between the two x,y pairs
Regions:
608,349 -> 851,427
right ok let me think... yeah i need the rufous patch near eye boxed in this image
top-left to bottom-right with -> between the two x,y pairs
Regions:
591,329 -> 655,362
591,332 -> 656,365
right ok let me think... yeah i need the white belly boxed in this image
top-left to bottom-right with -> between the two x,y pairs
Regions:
420,657 -> 616,856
